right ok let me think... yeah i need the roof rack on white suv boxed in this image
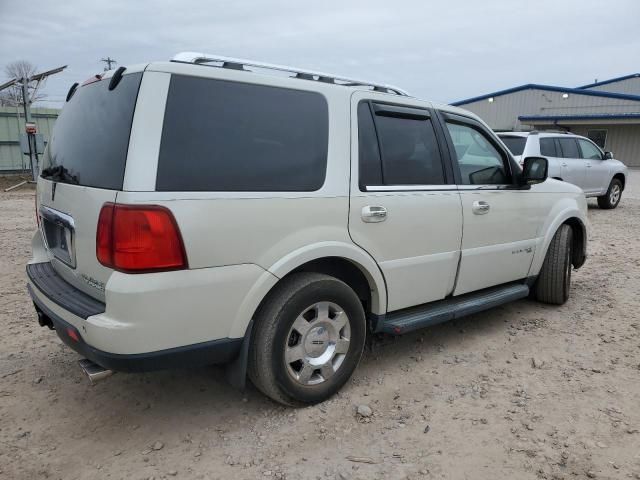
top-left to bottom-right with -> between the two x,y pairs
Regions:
171,51 -> 410,96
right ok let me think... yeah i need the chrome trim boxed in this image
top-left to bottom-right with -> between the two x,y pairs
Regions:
365,185 -> 458,192
39,206 -> 76,269
171,52 -> 410,96
40,205 -> 75,230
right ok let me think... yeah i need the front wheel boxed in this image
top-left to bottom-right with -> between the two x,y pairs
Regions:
597,178 -> 622,209
535,224 -> 573,305
248,273 -> 366,406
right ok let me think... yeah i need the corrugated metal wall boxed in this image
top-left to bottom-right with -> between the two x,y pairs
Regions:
458,89 -> 640,131
570,124 -> 640,167
0,106 -> 59,172
583,77 -> 640,95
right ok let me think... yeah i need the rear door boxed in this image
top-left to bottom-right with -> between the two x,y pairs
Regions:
438,112 -> 543,295
556,137 -> 586,189
348,94 -> 462,312
36,70 -> 143,301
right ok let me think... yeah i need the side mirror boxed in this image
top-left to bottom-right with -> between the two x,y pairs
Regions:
520,156 -> 548,186
604,151 -> 614,160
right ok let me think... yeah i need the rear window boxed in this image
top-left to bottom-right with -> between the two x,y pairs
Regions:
156,75 -> 329,192
41,73 -> 142,190
499,136 -> 527,156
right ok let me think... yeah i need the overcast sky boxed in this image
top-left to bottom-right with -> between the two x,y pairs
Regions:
1,0 -> 639,108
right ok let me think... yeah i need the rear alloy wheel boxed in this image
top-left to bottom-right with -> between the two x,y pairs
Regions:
284,301 -> 351,386
597,178 -> 623,209
535,224 -> 573,305
248,273 -> 366,406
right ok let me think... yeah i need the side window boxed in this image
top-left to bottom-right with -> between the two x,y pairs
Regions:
539,137 -> 557,157
557,138 -> 580,159
373,111 -> 446,185
445,122 -> 510,185
157,75 -> 328,192
358,102 -> 382,188
577,139 -> 603,160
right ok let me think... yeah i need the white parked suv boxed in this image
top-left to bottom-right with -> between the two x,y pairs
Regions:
498,131 -> 628,209
27,53 -> 587,406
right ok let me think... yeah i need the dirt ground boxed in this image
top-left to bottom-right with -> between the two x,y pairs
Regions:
1,173 -> 639,480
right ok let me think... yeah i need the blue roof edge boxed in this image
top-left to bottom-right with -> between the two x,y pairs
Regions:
519,113 -> 640,122
451,83 -> 640,106
577,73 -> 640,89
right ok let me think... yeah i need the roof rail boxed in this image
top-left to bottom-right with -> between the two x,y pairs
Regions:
171,52 -> 410,96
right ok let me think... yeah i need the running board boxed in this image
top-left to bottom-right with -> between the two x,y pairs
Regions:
380,283 -> 529,335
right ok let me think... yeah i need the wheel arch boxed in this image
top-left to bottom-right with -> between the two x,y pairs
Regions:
529,204 -> 588,277
228,242 -> 387,340
612,172 -> 626,190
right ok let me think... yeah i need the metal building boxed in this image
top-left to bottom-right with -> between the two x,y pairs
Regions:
0,106 -> 59,172
452,73 -> 640,167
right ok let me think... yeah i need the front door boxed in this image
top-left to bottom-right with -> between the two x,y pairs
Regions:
577,137 -> 609,195
348,94 -> 463,312
438,113 -> 545,296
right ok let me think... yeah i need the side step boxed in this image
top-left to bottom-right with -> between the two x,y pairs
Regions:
380,283 -> 529,335
78,359 -> 113,385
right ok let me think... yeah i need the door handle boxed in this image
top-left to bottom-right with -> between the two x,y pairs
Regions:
561,162 -> 568,167
472,201 -> 490,215
361,205 -> 387,223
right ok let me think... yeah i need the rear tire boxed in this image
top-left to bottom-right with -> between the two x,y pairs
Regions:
248,273 -> 366,406
535,224 -> 573,305
597,178 -> 622,209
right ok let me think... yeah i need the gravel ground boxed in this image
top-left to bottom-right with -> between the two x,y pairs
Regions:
1,172 -> 639,480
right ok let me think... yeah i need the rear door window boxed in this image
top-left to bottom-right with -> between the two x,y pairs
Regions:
157,75 -> 329,192
41,73 -> 142,190
557,138 -> 580,159
539,137 -> 557,157
371,106 -> 445,185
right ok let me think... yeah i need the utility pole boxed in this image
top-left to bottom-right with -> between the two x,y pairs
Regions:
101,57 -> 117,71
20,77 -> 38,180
0,65 -> 67,190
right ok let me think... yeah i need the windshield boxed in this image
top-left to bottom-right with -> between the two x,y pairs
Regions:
41,72 -> 142,189
499,135 -> 527,156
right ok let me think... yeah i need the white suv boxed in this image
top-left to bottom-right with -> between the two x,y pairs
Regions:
498,131 -> 628,209
27,53 -> 587,406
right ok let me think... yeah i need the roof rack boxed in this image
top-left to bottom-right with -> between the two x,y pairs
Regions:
171,52 -> 410,96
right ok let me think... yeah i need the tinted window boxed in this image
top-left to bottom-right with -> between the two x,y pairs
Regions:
578,139 -> 603,160
557,138 -> 580,159
41,73 -> 142,189
358,102 -> 382,188
499,136 -> 527,155
157,76 -> 328,191
539,137 -> 557,157
446,122 -> 510,185
374,113 -> 445,185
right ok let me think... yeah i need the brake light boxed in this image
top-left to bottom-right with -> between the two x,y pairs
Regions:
96,203 -> 187,273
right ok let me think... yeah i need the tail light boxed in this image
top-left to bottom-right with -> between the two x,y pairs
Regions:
96,203 -> 187,273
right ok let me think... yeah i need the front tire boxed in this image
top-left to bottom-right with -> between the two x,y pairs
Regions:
248,273 -> 366,406
597,178 -> 622,209
535,224 -> 573,305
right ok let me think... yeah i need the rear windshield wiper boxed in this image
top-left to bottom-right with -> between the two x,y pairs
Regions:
41,165 -> 79,185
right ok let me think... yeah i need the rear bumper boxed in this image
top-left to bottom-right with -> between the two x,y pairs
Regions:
26,262 -> 244,372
